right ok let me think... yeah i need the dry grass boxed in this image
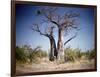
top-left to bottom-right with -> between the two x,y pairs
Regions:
16,58 -> 95,75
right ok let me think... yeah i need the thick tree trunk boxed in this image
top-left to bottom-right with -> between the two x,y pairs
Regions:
57,29 -> 64,61
49,36 -> 57,61
49,37 -> 54,61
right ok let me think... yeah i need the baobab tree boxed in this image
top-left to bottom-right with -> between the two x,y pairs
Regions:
32,23 -> 57,61
37,7 -> 80,61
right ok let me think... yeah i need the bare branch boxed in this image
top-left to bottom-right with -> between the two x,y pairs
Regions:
40,7 -> 60,27
33,46 -> 41,52
44,13 -> 60,27
64,33 -> 77,46
64,11 -> 79,18
32,23 -> 48,37
60,12 -> 79,30
32,23 -> 56,38
68,13 -> 79,18
51,20 -> 60,26
37,7 -> 79,31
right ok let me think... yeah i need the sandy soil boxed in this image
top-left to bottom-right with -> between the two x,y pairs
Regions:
16,58 -> 95,75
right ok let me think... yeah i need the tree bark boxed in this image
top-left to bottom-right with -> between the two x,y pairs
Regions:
49,36 -> 57,61
57,29 -> 64,61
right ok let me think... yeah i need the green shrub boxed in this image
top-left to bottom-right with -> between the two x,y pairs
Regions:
64,47 -> 77,62
16,45 -> 48,64
88,49 -> 96,59
64,47 -> 91,62
84,49 -> 96,60
33,49 -> 47,58
16,46 -> 28,63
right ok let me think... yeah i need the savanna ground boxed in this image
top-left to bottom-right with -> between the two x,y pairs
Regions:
16,58 -> 95,75
16,46 -> 96,75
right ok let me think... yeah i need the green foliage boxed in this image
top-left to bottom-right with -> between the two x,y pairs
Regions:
16,46 -> 28,63
64,47 -> 96,62
30,49 -> 47,63
16,44 -> 96,64
64,47 -> 77,62
16,45 -> 47,64
85,49 -> 96,60
89,49 -> 96,59
34,49 -> 47,58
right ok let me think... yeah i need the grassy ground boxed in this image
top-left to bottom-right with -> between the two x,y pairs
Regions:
16,58 -> 95,75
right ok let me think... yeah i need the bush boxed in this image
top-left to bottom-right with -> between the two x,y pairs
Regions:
34,49 -> 47,58
16,45 -> 48,64
89,49 -> 96,59
64,47 -> 96,62
64,47 -> 77,62
16,46 -> 28,63
64,47 -> 92,62
86,49 -> 96,60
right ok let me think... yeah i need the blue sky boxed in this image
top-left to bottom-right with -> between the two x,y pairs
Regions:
16,4 -> 95,51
